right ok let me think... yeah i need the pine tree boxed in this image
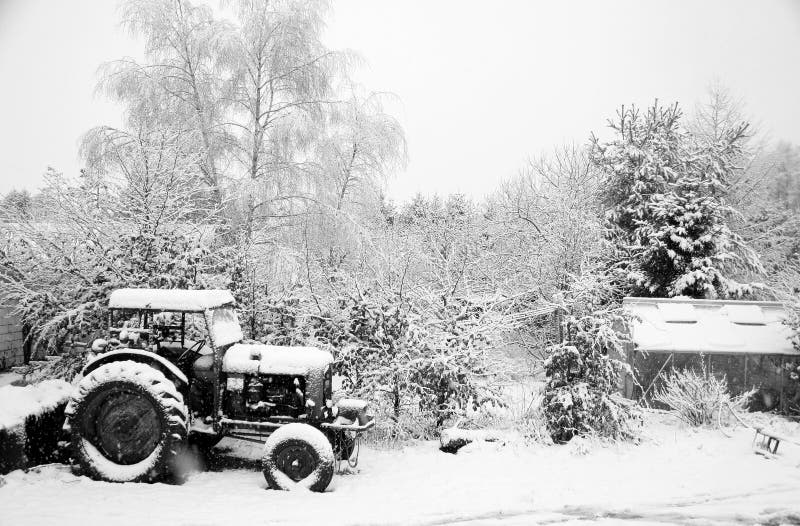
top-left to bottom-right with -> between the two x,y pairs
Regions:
543,310 -> 640,442
591,101 -> 761,299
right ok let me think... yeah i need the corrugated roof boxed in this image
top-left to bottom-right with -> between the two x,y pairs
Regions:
623,297 -> 798,356
108,289 -> 236,312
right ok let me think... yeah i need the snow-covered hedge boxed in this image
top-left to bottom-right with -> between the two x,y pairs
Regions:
308,293 -> 509,438
0,379 -> 72,474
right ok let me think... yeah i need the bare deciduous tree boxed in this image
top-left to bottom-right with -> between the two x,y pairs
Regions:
102,0 -> 233,205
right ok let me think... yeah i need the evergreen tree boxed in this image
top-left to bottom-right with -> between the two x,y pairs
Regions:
590,101 -> 761,299
542,264 -> 641,443
544,312 -> 639,442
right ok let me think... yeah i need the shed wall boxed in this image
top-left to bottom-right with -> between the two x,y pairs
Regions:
0,307 -> 25,370
629,351 -> 795,410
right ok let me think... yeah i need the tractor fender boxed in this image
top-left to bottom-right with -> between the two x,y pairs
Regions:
81,349 -> 189,389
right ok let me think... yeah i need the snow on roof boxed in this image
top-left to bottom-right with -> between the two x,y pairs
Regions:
623,297 -> 798,356
222,344 -> 333,376
108,288 -> 236,312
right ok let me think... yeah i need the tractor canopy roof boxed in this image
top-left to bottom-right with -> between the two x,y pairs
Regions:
108,288 -> 236,313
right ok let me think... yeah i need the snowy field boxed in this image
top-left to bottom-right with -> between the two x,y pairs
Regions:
2,413 -> 800,526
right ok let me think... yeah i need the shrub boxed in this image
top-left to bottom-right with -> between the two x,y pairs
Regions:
442,381 -> 549,445
0,164 -> 227,360
653,366 -> 747,426
317,293 -> 506,432
504,382 -> 549,444
543,312 -> 641,443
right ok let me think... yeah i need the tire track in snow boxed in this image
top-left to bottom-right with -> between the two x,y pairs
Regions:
367,485 -> 800,526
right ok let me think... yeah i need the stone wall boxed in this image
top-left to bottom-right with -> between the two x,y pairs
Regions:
0,307 -> 25,370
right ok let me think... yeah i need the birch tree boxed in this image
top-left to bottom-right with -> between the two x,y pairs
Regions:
224,0 -> 343,241
101,0 -> 233,206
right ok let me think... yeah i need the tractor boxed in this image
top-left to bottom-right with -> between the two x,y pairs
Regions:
63,288 -> 373,492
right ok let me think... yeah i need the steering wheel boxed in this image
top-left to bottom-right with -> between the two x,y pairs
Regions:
178,339 -> 207,364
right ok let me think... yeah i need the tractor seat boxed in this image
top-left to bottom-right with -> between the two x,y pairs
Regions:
158,340 -> 185,353
192,353 -> 215,383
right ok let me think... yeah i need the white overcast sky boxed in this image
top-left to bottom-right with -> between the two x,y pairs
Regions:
1,0 -> 799,201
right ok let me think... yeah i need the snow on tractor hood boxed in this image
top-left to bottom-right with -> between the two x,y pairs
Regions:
222,344 -> 333,376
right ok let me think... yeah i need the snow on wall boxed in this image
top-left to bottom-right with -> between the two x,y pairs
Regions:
0,306 -> 25,370
0,379 -> 72,431
108,289 -> 235,312
222,344 -> 332,376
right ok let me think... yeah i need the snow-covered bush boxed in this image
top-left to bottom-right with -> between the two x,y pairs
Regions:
498,382 -> 548,444
543,311 -> 640,443
18,348 -> 88,383
653,366 -> 747,426
363,398 -> 438,445
0,159 -> 225,361
231,264 -> 308,344
425,380 -> 549,447
591,101 -> 762,299
313,293 -> 506,436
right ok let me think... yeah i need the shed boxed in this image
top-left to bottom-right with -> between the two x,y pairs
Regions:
622,297 -> 799,410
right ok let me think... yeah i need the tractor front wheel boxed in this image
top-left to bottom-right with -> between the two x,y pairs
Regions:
262,423 -> 334,492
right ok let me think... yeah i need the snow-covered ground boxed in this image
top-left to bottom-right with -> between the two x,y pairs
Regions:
1,412 -> 799,525
0,372 -> 21,388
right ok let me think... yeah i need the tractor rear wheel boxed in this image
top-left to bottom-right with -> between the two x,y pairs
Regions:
262,423 -> 334,492
64,360 -> 188,482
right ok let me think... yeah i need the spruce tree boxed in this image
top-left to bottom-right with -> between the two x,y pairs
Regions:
590,101 -> 760,298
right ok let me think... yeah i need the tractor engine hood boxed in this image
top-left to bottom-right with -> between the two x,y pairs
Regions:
222,343 -> 333,376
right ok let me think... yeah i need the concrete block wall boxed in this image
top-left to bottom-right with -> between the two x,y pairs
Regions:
0,307 -> 25,370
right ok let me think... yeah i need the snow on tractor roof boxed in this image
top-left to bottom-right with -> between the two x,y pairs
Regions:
624,297 -> 798,356
222,344 -> 333,376
108,288 -> 236,312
